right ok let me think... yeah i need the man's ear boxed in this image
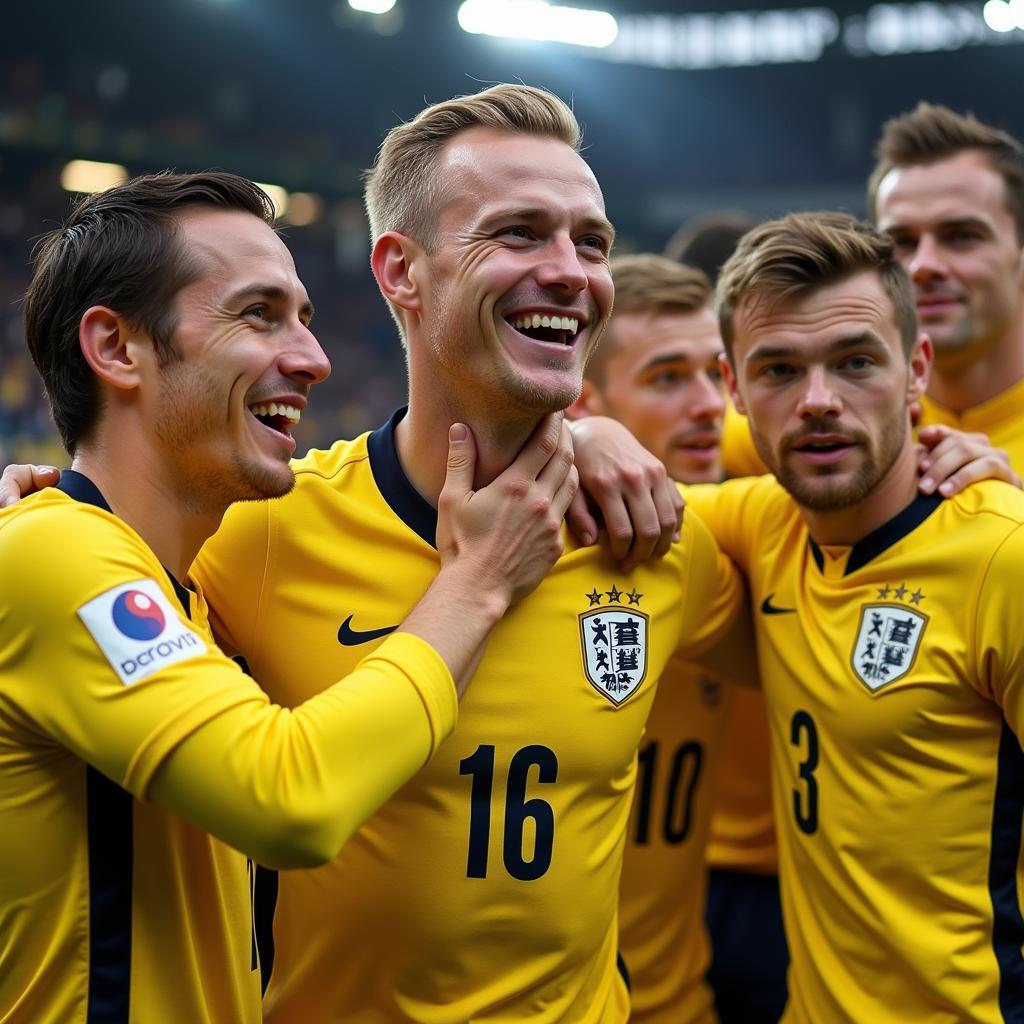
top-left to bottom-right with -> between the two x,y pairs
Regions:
907,332 -> 933,404
371,231 -> 424,314
719,352 -> 747,414
567,377 -> 605,420
79,306 -> 145,391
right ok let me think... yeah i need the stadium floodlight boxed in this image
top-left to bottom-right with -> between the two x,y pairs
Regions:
983,0 -> 1016,31
458,0 -> 619,49
349,0 -> 396,12
60,159 -> 129,194
255,182 -> 290,221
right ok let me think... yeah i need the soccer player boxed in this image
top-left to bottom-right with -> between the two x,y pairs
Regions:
571,253 -> 784,1024
189,84 -> 748,1022
0,171 -> 583,1022
694,210 -> 1024,1023
869,103 -> 1024,468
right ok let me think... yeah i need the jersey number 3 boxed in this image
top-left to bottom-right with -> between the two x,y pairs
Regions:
459,744 -> 558,881
790,709 -> 819,835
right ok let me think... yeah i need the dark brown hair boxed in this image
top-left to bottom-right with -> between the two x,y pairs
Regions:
24,171 -> 275,454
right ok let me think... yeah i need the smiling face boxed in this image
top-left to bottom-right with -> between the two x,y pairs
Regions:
411,127 -> 615,417
874,150 -> 1024,364
146,207 -> 330,506
724,270 -> 929,513
581,305 -> 726,484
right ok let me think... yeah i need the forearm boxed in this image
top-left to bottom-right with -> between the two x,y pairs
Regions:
398,562 -> 509,696
149,632 -> 457,868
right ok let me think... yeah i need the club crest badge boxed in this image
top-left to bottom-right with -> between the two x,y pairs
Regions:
851,603 -> 927,692
580,584 -> 649,706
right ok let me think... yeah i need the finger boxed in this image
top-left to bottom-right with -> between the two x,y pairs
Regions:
936,454 -> 1018,497
507,412 -> 564,482
649,477 -> 684,560
598,490 -> 634,561
617,488 -> 663,575
439,423 -> 477,505
0,465 -> 57,508
550,464 -> 580,522
565,488 -> 599,546
915,424 -> 952,450
534,420 -> 575,494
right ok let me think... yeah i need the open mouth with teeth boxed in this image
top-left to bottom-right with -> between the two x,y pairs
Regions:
249,401 -> 302,437
508,312 -> 581,346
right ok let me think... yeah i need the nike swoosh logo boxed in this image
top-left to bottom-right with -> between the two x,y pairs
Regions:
338,615 -> 399,646
760,594 -> 796,616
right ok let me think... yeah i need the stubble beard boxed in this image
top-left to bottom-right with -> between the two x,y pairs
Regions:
754,414 -> 907,513
155,362 -> 295,511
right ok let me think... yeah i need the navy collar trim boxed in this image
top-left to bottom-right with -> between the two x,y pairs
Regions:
367,407 -> 438,549
56,469 -> 193,615
808,491 -> 944,576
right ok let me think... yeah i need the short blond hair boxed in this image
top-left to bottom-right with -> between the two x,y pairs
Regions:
586,254 -> 713,384
867,103 -> 1024,241
364,83 -> 581,251
716,211 -> 917,360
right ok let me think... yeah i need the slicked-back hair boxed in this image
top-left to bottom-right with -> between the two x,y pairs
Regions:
587,254 -> 713,385
716,211 -> 918,361
364,83 -> 581,252
24,171 -> 275,455
867,102 -> 1024,241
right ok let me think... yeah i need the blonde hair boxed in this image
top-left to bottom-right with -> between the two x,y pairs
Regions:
716,211 -> 917,359
867,102 -> 1024,241
364,83 -> 581,251
586,254 -> 712,384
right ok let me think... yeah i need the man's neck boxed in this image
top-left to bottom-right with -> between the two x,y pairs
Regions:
395,391 -> 541,506
927,320 -> 1024,413
798,444 -> 921,548
72,443 -> 225,583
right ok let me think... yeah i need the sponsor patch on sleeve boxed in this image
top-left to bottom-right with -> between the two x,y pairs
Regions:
77,578 -> 207,686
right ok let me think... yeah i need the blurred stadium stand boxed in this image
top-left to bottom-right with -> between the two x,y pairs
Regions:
2,0 -> 1022,459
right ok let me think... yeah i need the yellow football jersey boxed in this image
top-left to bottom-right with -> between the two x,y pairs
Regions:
1,469 -> 462,1024
194,410 -> 744,1023
617,657 -> 729,1024
0,474 -> 261,1023
709,414 -> 777,875
920,381 -> 1024,469
688,475 -> 1024,1024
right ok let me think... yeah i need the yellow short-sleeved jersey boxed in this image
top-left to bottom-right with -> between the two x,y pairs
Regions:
617,657 -> 729,1024
920,382 -> 1024,469
690,474 -> 1024,1024
0,473 -> 261,1023
707,415 -> 777,875
194,411 -> 743,1023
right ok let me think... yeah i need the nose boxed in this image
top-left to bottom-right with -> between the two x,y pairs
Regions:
690,370 -> 726,420
279,322 -> 332,386
535,234 -> 588,295
797,366 -> 841,419
906,233 -> 948,286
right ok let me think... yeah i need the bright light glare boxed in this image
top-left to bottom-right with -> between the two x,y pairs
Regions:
983,0 -> 1016,31
349,0 -> 396,12
458,0 -> 618,48
284,192 -> 323,227
1010,0 -> 1024,29
255,182 -> 290,220
60,159 -> 129,194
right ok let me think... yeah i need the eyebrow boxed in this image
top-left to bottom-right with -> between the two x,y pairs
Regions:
640,352 -> 699,374
883,216 -> 991,235
746,331 -> 889,364
225,284 -> 315,321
